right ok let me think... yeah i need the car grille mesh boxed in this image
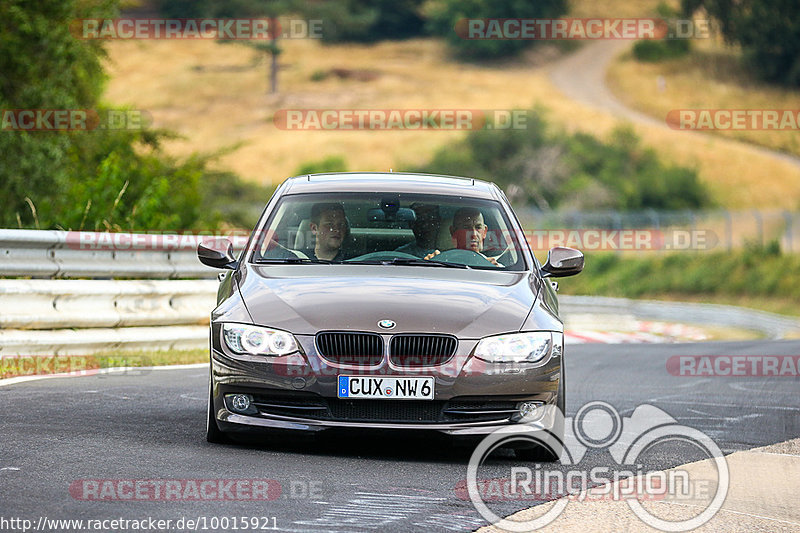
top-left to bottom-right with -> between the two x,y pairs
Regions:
252,392 -> 518,424
389,335 -> 457,366
316,332 -> 383,365
316,332 -> 458,366
328,399 -> 444,422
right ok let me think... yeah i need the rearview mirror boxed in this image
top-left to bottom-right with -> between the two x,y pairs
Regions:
541,246 -> 584,278
197,239 -> 237,270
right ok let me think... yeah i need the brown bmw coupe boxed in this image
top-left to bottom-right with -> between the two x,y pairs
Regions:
198,172 -> 583,459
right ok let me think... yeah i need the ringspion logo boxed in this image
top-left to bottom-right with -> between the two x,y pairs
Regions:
466,402 -> 728,531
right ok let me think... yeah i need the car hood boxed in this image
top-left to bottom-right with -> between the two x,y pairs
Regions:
236,265 -> 539,339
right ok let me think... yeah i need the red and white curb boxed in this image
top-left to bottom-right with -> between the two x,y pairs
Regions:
565,320 -> 710,344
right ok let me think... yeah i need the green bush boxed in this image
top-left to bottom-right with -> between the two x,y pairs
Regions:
683,0 -> 800,86
561,251 -> 800,302
1,0 -> 268,232
427,0 -> 567,60
295,155 -> 348,175
631,2 -> 690,62
416,111 -> 711,210
632,39 -> 690,62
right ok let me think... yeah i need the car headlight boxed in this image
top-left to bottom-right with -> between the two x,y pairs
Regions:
474,332 -> 560,363
222,323 -> 299,356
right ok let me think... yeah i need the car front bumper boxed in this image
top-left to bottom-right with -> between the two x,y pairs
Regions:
209,332 -> 562,436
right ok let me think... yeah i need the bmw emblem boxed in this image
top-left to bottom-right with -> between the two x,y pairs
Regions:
378,319 -> 396,330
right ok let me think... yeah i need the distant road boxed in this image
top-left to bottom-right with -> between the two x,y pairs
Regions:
548,40 -> 800,168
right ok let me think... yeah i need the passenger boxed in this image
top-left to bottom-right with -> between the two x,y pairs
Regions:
424,207 -> 501,266
395,203 -> 442,258
304,202 -> 350,261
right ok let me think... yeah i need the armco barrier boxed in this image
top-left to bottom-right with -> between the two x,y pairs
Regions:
0,229 -> 247,279
0,326 -> 210,356
0,229 -> 236,355
0,279 -> 217,329
2,230 -> 799,356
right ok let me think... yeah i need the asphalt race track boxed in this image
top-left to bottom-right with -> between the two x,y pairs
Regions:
2,340 -> 799,532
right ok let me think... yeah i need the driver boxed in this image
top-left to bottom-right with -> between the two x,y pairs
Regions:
424,207 -> 501,266
303,202 -> 350,261
395,203 -> 442,258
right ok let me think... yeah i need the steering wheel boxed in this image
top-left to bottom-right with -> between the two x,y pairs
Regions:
345,251 -> 421,262
433,248 -> 499,267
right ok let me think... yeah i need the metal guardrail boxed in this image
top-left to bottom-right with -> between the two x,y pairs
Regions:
0,326 -> 210,356
0,279 -> 217,329
0,278 -> 218,356
0,229 -> 234,355
0,229 -> 247,279
2,229 -> 798,356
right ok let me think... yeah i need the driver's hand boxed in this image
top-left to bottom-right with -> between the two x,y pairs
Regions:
484,254 -> 499,266
423,250 -> 441,261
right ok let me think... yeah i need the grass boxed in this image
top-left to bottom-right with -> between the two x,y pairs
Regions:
619,292 -> 800,318
102,26 -> 800,208
103,38 -> 553,185
557,250 -> 800,317
608,36 -> 800,160
0,349 -> 207,380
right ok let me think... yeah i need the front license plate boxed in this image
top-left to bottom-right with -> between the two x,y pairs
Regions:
337,376 -> 434,400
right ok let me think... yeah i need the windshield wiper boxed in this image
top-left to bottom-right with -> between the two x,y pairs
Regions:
253,257 -> 339,264
346,257 -> 470,269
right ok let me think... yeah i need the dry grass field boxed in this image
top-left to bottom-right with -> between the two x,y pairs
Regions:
101,0 -> 800,208
103,38 -> 554,184
608,37 -> 800,159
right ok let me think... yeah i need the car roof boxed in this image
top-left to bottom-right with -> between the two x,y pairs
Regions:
280,172 -> 500,200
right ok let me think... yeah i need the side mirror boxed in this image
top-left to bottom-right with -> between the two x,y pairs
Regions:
197,239 -> 237,270
541,246 -> 584,278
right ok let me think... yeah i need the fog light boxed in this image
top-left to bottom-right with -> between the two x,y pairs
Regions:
517,401 -> 543,420
229,394 -> 253,414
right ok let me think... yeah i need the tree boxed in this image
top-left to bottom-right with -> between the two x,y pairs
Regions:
427,0 -> 567,60
0,0 -> 111,227
0,0 -> 269,230
298,0 -> 426,43
682,0 -> 800,86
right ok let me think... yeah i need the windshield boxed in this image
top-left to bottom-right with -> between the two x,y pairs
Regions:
250,192 -> 527,271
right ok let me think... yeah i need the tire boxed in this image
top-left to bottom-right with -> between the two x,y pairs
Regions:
206,375 -> 229,444
515,367 -> 565,462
